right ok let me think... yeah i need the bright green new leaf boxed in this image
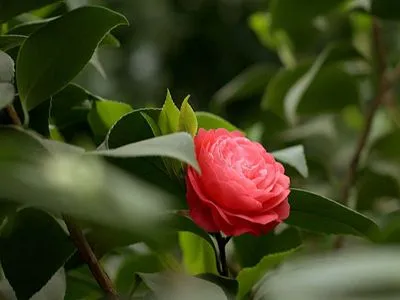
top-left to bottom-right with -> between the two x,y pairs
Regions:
236,248 -> 298,299
95,132 -> 200,172
16,6 -> 128,111
179,232 -> 218,275
158,89 -> 180,135
286,189 -> 380,241
0,208 -> 75,300
88,99 -> 133,139
179,95 -> 198,136
0,0 -> 61,23
196,112 -> 239,132
272,145 -> 308,177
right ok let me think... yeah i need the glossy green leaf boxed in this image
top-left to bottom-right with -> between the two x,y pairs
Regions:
0,208 -> 75,300
179,232 -> 217,275
95,132 -> 200,172
272,145 -> 308,177
88,99 -> 132,139
286,189 -> 380,240
236,248 -> 298,299
16,6 -> 128,111
178,96 -> 198,137
196,112 -> 239,132
234,227 -> 302,268
158,89 -> 180,135
262,63 -> 359,121
0,35 -> 26,51
213,64 -> 278,108
0,0 -> 61,23
139,273 -> 227,300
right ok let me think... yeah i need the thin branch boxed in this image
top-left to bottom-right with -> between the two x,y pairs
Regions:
334,19 -> 388,249
64,216 -> 119,299
4,102 -> 119,298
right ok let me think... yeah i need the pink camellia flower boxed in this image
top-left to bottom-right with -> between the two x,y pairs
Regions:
185,128 -> 290,236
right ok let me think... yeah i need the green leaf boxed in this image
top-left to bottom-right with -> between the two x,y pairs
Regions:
0,35 -> 26,51
371,0 -> 400,20
0,208 -> 75,300
16,6 -> 128,111
272,145 -> 308,177
213,64 -> 278,108
178,96 -> 198,137
94,132 -> 200,172
158,89 -> 180,135
139,273 -> 227,300
196,111 -> 239,132
179,232 -> 217,275
252,248 -> 400,300
262,62 -> 359,121
234,227 -> 302,268
283,48 -> 331,124
0,0 -> 61,23
8,18 -> 58,35
369,129 -> 400,162
0,127 -> 176,240
197,274 -> 238,300
236,248 -> 298,300
88,99 -> 132,140
285,189 -> 380,240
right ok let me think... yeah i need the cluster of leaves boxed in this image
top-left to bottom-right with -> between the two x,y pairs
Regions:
0,0 -> 400,299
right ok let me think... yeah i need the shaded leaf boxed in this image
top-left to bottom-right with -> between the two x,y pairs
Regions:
0,208 -> 75,300
286,189 -> 380,240
16,6 -> 128,110
0,0 -> 61,23
234,227 -> 302,268
371,0 -> 400,20
272,145 -> 308,177
236,248 -> 298,299
0,35 -> 26,51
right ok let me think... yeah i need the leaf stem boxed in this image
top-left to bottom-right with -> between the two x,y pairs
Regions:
64,216 -> 119,299
334,18 -> 389,249
214,233 -> 231,277
4,102 -> 119,298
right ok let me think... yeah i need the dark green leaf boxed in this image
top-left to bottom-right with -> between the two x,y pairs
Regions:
236,248 -> 299,299
196,112 -> 239,132
371,0 -> 400,20
213,64 -> 278,108
369,129 -> 400,162
272,145 -> 308,177
0,35 -> 26,51
262,63 -> 359,121
8,18 -> 58,35
88,99 -> 132,140
179,232 -> 217,275
0,0 -> 61,23
16,6 -> 128,110
234,227 -> 302,268
0,208 -> 75,300
286,189 -> 380,240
